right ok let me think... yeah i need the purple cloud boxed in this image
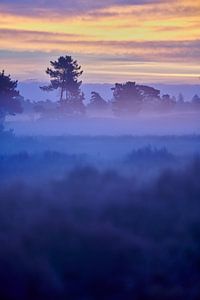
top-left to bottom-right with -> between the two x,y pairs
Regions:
0,0 -> 165,16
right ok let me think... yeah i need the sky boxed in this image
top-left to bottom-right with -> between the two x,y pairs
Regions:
0,0 -> 200,84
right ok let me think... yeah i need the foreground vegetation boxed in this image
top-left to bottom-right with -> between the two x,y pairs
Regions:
0,134 -> 200,299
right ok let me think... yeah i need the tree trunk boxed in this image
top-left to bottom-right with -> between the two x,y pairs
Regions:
60,86 -> 64,102
0,111 -> 5,134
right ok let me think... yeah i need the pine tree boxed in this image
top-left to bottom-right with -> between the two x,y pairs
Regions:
88,92 -> 107,110
0,70 -> 22,122
41,56 -> 85,115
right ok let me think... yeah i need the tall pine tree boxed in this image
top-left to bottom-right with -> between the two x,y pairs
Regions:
41,56 -> 85,115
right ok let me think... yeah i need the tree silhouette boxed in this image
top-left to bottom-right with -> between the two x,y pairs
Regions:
159,94 -> 176,112
192,94 -> 200,105
88,92 -> 107,110
0,70 -> 22,124
138,85 -> 160,102
41,56 -> 85,115
178,93 -> 184,103
112,82 -> 143,116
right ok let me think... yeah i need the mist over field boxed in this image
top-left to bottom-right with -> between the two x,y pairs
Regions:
0,9 -> 200,296
1,62 -> 200,299
1,62 -> 200,300
6,111 -> 200,136
1,131 -> 200,299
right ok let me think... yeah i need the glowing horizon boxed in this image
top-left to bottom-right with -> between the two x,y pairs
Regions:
0,0 -> 200,84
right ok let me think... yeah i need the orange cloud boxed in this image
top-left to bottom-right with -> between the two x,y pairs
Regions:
0,0 -> 199,83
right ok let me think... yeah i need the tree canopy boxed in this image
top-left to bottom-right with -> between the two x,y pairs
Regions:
0,70 -> 22,121
138,85 -> 160,102
192,94 -> 200,105
41,56 -> 83,96
88,92 -> 107,110
112,82 -> 143,116
41,56 -> 85,115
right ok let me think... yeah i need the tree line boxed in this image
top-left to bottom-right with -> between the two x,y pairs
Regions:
1,55 -> 200,127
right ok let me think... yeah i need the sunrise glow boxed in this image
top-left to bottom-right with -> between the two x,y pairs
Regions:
0,0 -> 199,83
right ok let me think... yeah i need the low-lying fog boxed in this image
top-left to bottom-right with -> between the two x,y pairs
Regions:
5,111 -> 200,136
1,125 -> 200,299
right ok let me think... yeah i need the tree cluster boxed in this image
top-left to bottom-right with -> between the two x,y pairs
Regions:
0,55 -> 200,127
